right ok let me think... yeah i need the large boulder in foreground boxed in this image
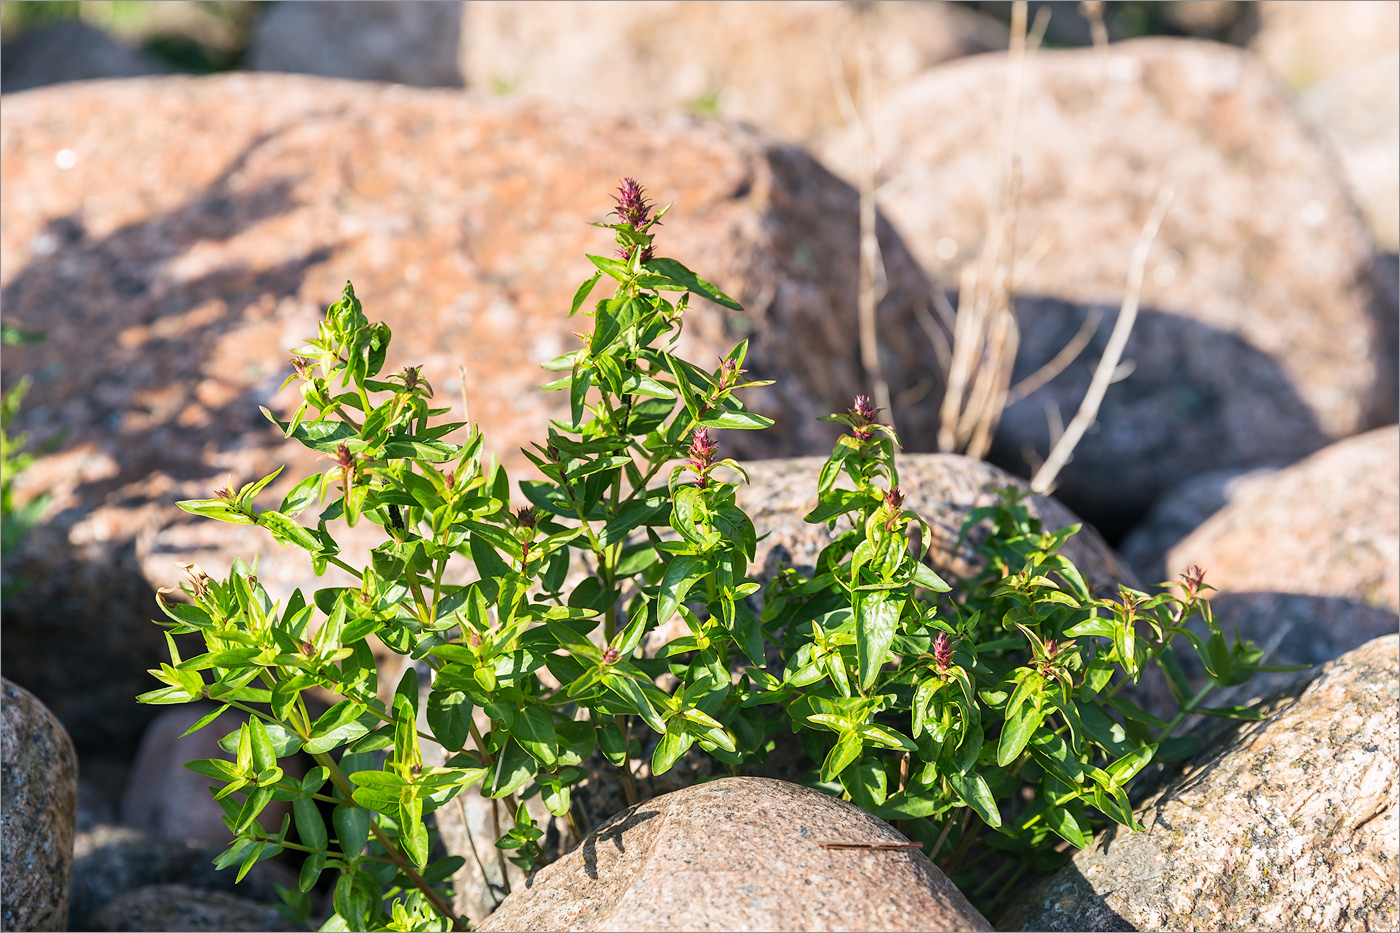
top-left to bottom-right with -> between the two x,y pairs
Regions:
478,776 -> 992,932
1,678 -> 79,932
823,38 -> 1394,536
999,634 -> 1400,932
0,73 -> 940,754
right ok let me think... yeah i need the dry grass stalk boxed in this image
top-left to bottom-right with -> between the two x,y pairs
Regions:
1030,184 -> 1174,494
832,39 -> 894,429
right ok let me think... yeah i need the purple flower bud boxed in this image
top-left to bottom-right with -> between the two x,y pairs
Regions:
848,395 -> 882,439
601,645 -> 620,665
612,177 -> 655,229
688,428 -> 718,487
932,632 -> 954,674
514,506 -> 538,530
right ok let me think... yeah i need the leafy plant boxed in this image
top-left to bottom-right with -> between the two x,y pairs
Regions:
143,180 -> 1272,930
2,323 -> 51,596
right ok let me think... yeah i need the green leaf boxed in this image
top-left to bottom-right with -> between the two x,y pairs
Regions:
911,562 -> 951,592
486,738 -> 537,799
514,705 -> 559,770
1064,616 -> 1116,638
652,718 -> 694,775
946,770 -> 1001,828
603,671 -> 666,734
642,258 -> 743,311
586,253 -> 629,282
292,797 -> 327,850
854,591 -> 901,691
697,409 -> 773,430
1043,804 -> 1090,848
426,690 -> 473,752
1104,744 -> 1157,786
298,850 -> 326,893
280,474 -> 323,516
333,805 -> 371,857
655,554 -> 703,627
570,272 -> 602,317
1106,697 -> 1168,730
996,697 -> 1044,767
820,731 -> 863,783
234,785 -> 275,834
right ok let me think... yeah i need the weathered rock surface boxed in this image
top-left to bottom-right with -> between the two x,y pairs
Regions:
68,823 -> 296,932
462,0 -> 1005,148
735,453 -> 1139,600
88,883 -> 294,932
1118,466 -> 1278,587
1000,634 -> 1400,932
1299,49 -> 1400,252
247,0 -> 463,87
823,38 -> 1394,536
0,73 -> 940,754
1249,0 -> 1400,93
120,704 -> 301,847
0,21 -> 174,94
477,776 -> 993,932
0,678 -> 79,932
1163,426 -> 1399,668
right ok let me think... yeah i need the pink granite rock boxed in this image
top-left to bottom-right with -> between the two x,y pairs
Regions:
999,634 -> 1400,932
0,73 -> 940,754
1164,425 -> 1399,666
477,776 -> 993,932
823,38 -> 1394,536
1,678 -> 79,932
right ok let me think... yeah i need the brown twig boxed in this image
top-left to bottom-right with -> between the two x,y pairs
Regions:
1031,184 -> 1174,493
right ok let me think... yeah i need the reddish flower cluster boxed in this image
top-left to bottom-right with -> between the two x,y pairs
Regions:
932,632 -> 955,675
883,485 -> 905,531
613,176 -> 656,263
601,645 -> 620,665
1180,564 -> 1208,599
849,394 -> 881,439
688,428 -> 718,488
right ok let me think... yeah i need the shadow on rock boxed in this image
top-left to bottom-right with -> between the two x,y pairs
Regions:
0,133 -> 337,756
986,299 -> 1327,542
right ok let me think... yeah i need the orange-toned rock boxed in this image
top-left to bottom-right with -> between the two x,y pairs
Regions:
0,74 -> 940,754
478,776 -> 993,932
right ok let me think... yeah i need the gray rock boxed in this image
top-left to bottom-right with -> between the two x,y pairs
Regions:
247,1 -> 463,87
999,635 -> 1400,932
823,38 -> 1393,537
89,883 -> 294,932
0,21 -> 174,94
69,823 -> 296,932
1,678 -> 79,931
478,776 -> 993,932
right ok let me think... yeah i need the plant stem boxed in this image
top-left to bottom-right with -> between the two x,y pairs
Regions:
312,751 -> 466,931
616,714 -> 640,806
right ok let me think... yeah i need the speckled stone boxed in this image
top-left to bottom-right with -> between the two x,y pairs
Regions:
1,678 -> 79,932
0,73 -> 941,756
999,634 -> 1400,932
823,38 -> 1393,536
88,883 -> 294,932
478,776 -> 992,932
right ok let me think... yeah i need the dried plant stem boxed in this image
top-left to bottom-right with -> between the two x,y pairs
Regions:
833,38 -> 893,427
1031,184 -> 1173,494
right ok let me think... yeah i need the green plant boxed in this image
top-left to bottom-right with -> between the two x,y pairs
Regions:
2,323 -> 51,595
143,180 -> 1273,930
